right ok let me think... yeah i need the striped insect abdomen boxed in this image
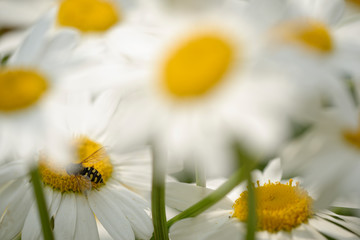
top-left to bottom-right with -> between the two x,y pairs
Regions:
80,167 -> 104,184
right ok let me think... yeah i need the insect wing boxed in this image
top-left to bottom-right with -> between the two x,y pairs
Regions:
75,175 -> 92,195
81,147 -> 107,165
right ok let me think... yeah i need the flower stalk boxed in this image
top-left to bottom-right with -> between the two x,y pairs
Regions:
30,166 -> 54,240
167,143 -> 257,229
151,144 -> 169,240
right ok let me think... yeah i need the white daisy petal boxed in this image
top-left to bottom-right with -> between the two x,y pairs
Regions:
9,13 -> 51,65
271,231 -> 292,240
311,0 -> 345,26
0,161 -> 26,186
112,165 -> 152,194
40,29 -> 79,73
22,188 -> 61,240
166,182 -> 233,212
0,178 -> 28,217
262,158 -> 282,183
87,90 -> 122,141
0,186 -> 33,240
22,203 -> 43,240
21,186 -> 55,240
48,190 -> 62,218
88,190 -> 135,240
53,194 -> 77,239
317,211 -> 360,236
103,184 -> 153,239
170,210 -> 231,240
291,223 -> 327,240
309,217 -> 358,239
73,195 -> 99,240
206,221 -> 244,240
97,220 -> 112,240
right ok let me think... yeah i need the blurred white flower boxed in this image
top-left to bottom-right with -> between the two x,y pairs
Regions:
0,15 -> 79,163
166,159 -> 360,240
20,0 -> 166,94
107,8 -> 296,177
243,0 -> 360,122
282,92 -> 360,208
0,91 -> 153,240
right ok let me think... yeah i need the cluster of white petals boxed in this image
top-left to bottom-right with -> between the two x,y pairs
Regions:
0,0 -> 360,239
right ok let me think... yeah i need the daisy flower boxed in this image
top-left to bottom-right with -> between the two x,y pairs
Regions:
242,0 -> 360,121
166,159 -> 360,240
109,6 -> 295,176
22,0 -> 168,94
0,91 -> 153,240
282,89 -> 360,208
0,15 -> 79,163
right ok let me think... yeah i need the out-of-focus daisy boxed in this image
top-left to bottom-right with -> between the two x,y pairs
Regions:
282,90 -> 360,208
267,0 -> 360,77
0,91 -> 153,240
242,0 -> 360,121
109,7 -> 295,176
166,159 -> 360,240
23,0 -> 166,93
0,15 -> 79,162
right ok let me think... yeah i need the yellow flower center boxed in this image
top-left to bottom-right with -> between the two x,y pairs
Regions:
39,136 -> 113,193
232,179 -> 313,233
0,68 -> 48,112
57,0 -> 120,33
274,20 -> 333,54
162,33 -> 235,98
347,0 -> 360,8
343,127 -> 360,149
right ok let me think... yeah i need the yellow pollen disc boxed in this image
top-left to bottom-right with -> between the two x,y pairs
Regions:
343,127 -> 360,149
232,179 -> 313,233
57,0 -> 120,33
39,136 -> 113,193
162,33 -> 235,98
347,0 -> 360,8
0,68 -> 48,112
275,20 -> 333,54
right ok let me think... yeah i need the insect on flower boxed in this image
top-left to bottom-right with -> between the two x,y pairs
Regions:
65,147 -> 107,195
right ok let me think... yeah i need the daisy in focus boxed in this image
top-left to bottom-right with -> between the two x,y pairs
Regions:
109,5 -> 295,177
0,91 -> 153,240
0,15 -> 78,163
166,159 -> 360,240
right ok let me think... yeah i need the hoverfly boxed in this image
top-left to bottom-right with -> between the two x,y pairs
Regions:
65,147 -> 106,195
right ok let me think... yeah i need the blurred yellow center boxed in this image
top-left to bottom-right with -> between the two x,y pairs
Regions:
343,127 -> 360,149
276,20 -> 333,53
232,179 -> 313,233
39,136 -> 113,193
163,33 -> 235,98
347,0 -> 360,7
57,0 -> 120,32
0,68 -> 48,112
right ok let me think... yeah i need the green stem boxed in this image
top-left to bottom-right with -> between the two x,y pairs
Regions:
30,167 -> 54,240
167,143 -> 257,232
167,166 -> 246,229
151,146 -> 169,240
195,159 -> 206,187
246,172 -> 257,240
